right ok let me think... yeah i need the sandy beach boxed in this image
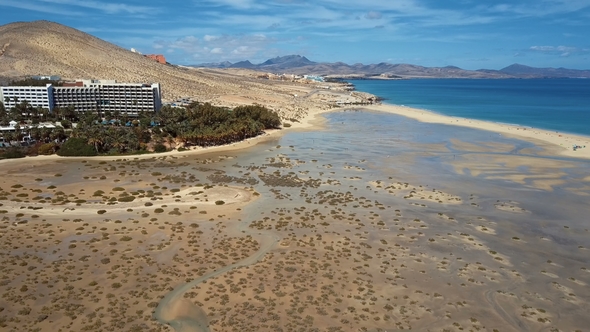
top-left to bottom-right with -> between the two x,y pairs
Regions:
361,103 -> 590,159
1,87 -> 589,332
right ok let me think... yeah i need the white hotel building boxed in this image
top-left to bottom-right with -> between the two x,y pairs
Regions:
1,80 -> 162,116
1,84 -> 54,111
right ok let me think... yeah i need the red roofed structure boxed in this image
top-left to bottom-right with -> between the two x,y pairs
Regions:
145,54 -> 166,64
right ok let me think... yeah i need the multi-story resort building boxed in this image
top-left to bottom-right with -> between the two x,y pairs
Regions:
1,79 -> 162,116
1,84 -> 54,111
52,84 -> 100,114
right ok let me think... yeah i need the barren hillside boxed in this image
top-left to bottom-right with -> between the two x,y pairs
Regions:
0,21 -> 373,120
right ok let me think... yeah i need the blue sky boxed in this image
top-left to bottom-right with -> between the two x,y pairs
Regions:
1,0 -> 589,69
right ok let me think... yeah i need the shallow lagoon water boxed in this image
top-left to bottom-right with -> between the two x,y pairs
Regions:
153,110 -> 590,331
2,109 -> 589,331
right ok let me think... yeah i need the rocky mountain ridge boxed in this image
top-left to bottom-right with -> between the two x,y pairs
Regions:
193,56 -> 590,79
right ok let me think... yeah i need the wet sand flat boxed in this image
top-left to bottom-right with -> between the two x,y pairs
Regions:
1,110 -> 589,332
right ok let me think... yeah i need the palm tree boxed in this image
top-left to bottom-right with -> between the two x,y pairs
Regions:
50,127 -> 66,143
15,100 -> 33,118
0,116 -> 9,127
87,135 -> 103,154
113,110 -> 121,124
10,103 -> 24,122
40,127 -> 52,143
63,105 -> 76,122
29,125 -> 41,142
107,128 -> 126,153
13,124 -> 23,142
3,131 -> 14,145
40,108 -> 49,121
51,106 -> 60,121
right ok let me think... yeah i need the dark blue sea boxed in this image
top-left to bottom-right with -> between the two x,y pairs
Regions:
350,79 -> 590,137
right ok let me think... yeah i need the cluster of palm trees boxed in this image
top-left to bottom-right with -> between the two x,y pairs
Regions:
71,112 -> 146,154
154,103 -> 281,147
67,102 -> 281,155
1,97 -> 281,155
1,103 -> 60,146
1,98 -> 78,124
2,125 -> 66,145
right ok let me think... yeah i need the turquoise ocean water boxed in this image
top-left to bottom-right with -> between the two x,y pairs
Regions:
350,79 -> 590,137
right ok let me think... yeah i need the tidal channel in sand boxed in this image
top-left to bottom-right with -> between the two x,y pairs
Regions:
154,226 -> 279,332
149,110 -> 590,331
1,109 -> 589,331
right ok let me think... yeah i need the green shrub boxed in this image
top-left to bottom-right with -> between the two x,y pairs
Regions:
215,200 -> 225,205
154,144 -> 167,153
118,196 -> 135,202
38,143 -> 58,155
0,147 -> 26,159
57,138 -> 97,157
60,119 -> 72,129
283,122 -> 292,128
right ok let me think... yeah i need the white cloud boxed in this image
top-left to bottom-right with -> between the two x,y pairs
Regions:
154,33 -> 278,63
0,0 -> 85,15
38,0 -> 154,14
232,46 -> 250,55
199,0 -> 259,9
530,46 -> 557,51
365,11 -> 382,20
529,45 -> 588,57
482,0 -> 590,17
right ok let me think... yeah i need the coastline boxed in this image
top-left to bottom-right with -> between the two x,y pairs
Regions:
2,94 -> 588,165
0,108 -> 333,166
1,101 -> 588,166
2,97 -> 590,331
357,103 -> 590,160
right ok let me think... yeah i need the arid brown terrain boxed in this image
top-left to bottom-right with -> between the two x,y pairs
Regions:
1,20 -> 589,332
0,20 -> 374,121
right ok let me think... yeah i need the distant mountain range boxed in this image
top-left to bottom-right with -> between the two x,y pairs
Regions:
192,55 -> 590,79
